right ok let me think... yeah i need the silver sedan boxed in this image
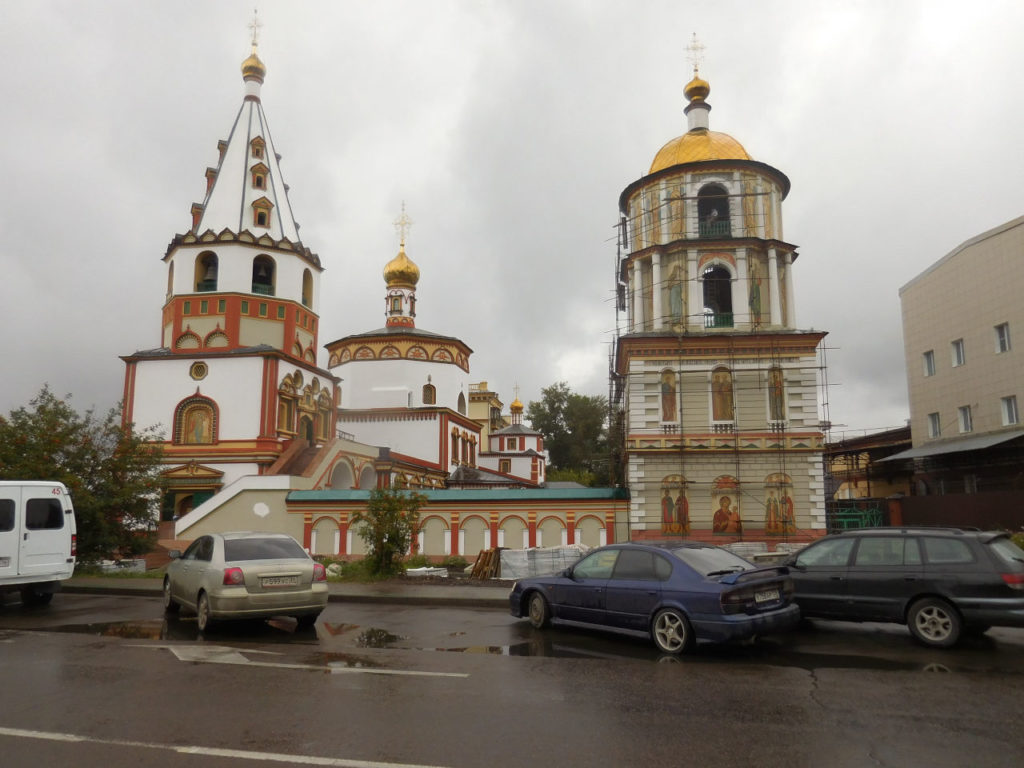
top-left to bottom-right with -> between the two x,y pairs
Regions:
163,532 -> 328,631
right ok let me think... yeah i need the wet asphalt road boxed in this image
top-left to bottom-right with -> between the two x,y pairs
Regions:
1,593 -> 1023,767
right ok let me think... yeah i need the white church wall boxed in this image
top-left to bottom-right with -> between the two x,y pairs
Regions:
339,359 -> 469,410
130,356 -> 267,439
338,416 -> 446,463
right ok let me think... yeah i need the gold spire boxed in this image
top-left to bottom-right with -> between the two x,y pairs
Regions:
384,203 -> 420,287
683,33 -> 709,103
241,10 -> 266,83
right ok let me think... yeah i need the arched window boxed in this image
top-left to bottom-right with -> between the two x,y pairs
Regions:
422,382 -> 436,405
195,252 -> 218,292
302,269 -> 313,307
329,462 -> 354,489
174,396 -> 218,445
697,183 -> 730,238
457,392 -> 467,415
167,261 -> 174,297
252,255 -> 275,296
451,430 -> 459,464
702,265 -> 733,328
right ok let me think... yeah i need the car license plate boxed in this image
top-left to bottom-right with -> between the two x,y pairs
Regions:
261,575 -> 299,587
755,588 -> 780,604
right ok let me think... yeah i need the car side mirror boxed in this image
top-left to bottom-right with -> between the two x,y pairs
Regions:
560,567 -> 574,580
168,550 -> 182,560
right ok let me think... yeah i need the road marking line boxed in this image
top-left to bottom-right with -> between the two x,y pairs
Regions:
135,644 -> 469,678
0,726 -> 450,767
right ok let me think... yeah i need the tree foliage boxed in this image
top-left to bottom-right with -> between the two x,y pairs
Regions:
350,487 -> 428,577
526,382 -> 614,484
0,386 -> 165,562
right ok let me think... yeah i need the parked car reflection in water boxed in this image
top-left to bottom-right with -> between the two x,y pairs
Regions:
163,532 -> 328,632
509,542 -> 800,654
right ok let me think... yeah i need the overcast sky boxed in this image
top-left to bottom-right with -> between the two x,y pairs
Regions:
2,0 -> 1022,440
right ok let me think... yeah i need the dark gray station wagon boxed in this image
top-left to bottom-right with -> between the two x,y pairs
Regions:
785,528 -> 1024,647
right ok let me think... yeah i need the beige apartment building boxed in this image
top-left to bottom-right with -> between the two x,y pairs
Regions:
894,214 -> 1024,525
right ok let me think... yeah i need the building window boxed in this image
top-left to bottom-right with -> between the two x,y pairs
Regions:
422,383 -> 436,405
1002,395 -> 1019,426
922,350 -> 935,377
183,300 -> 191,315
200,300 -> 208,314
964,474 -> 978,494
951,338 -> 965,367
927,412 -> 941,438
250,137 -> 265,159
995,323 -> 1011,353
958,405 -> 973,433
218,299 -> 226,313
499,459 -> 511,473
241,300 -> 249,314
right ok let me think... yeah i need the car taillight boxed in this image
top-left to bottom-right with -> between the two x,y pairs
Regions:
313,563 -> 327,582
222,567 -> 245,585
71,534 -> 77,557
720,590 -> 748,615
1001,573 -> 1024,590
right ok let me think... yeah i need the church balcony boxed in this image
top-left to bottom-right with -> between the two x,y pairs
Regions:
704,312 -> 733,329
251,283 -> 275,296
711,422 -> 735,434
698,220 -> 732,238
196,280 -> 218,292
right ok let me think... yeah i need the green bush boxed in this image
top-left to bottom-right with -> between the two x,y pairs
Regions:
441,555 -> 469,571
404,554 -> 432,570
1011,532 -> 1024,551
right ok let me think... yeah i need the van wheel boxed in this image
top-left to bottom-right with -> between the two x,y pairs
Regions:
908,598 -> 961,647
196,592 -> 212,632
20,586 -> 53,607
163,578 -> 180,614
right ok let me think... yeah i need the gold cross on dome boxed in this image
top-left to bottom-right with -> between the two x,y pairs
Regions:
393,202 -> 413,247
248,9 -> 263,50
686,33 -> 705,75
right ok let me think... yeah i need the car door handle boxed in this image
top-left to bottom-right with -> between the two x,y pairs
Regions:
830,576 -> 843,581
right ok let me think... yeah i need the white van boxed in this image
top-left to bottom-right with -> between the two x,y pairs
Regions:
0,481 -> 77,605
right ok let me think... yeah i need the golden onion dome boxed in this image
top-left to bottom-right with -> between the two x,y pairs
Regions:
241,49 -> 266,82
683,73 -> 710,102
510,397 -> 524,413
649,129 -> 751,173
383,246 -> 420,287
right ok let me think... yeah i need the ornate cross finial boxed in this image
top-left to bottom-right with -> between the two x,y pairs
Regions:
248,9 -> 263,51
513,383 -> 520,401
686,33 -> 705,75
393,202 -> 413,248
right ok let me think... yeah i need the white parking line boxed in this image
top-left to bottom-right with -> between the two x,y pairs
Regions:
0,726 -> 449,767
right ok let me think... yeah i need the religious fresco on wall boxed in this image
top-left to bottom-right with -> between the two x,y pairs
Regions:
711,475 -> 742,534
748,259 -> 762,327
768,367 -> 785,421
711,367 -> 734,421
764,473 -> 796,535
668,263 -> 685,329
181,403 -> 214,444
660,475 -> 689,535
660,369 -> 677,423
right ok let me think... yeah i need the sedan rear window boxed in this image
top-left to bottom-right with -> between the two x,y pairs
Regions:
670,546 -> 752,576
225,537 -> 308,562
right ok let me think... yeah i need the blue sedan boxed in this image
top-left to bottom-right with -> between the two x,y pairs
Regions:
509,542 -> 800,653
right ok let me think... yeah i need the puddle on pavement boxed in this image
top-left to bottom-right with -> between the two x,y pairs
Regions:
355,628 -> 406,648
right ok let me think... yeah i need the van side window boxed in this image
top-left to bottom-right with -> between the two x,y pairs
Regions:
25,498 -> 64,530
0,499 -> 14,532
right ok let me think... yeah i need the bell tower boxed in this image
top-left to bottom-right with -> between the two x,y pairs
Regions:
121,30 -> 338,523
611,38 -> 827,546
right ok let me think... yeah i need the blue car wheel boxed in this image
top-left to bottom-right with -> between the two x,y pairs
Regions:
528,592 -> 550,629
652,608 -> 692,654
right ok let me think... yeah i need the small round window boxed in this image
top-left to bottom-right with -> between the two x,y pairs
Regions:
190,362 -> 208,381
